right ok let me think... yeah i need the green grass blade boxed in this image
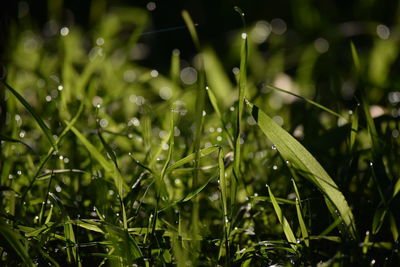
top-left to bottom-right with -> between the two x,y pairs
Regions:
69,125 -> 125,195
181,10 -> 200,50
266,84 -> 345,120
247,100 -> 357,239
233,13 -> 248,207
165,146 -> 219,173
292,179 -> 309,247
206,87 -> 234,148
267,185 -> 297,250
203,47 -> 233,107
350,42 -> 361,74
0,219 -> 34,267
2,81 -> 57,150
349,110 -> 358,151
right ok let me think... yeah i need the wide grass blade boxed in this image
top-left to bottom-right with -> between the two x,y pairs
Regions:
2,81 -> 57,150
247,100 -> 357,239
267,185 -> 297,250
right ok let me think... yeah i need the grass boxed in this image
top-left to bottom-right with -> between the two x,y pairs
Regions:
1,3 -> 400,266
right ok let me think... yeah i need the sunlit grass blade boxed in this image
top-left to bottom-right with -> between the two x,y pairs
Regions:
247,100 -> 357,239
2,81 -> 57,150
292,179 -> 309,247
350,42 -> 361,74
69,125 -> 126,196
266,185 -> 298,250
165,146 -> 219,174
203,47 -> 233,106
0,219 -> 34,267
181,10 -> 200,50
266,84 -> 345,120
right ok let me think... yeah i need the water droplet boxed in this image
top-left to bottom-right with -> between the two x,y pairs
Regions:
371,259 -> 376,265
128,133 -> 133,139
17,170 -> 22,175
271,145 -> 277,150
180,67 -> 197,85
8,174 -> 13,179
96,37 -> 105,46
55,185 -> 62,192
377,24 -> 390,40
216,136 -> 222,142
232,67 -> 240,75
146,1 -> 156,11
369,162 -> 373,166
272,165 -> 278,170
45,95 -> 52,102
217,127 -> 222,133
57,85 -> 63,91
99,119 -> 108,128
60,27 -> 69,36
19,131 -> 26,138
230,106 -> 235,111
162,143 -> 169,150
209,127 -> 215,133
241,33 -> 247,39
159,87 -> 172,100
150,69 -> 159,78
271,18 -> 287,35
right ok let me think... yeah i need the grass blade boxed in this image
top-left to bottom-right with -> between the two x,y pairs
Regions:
0,219 -> 34,267
69,125 -> 126,195
266,84 -> 345,120
266,185 -> 298,250
247,100 -> 357,239
2,81 -> 57,150
165,146 -> 219,174
181,10 -> 200,50
233,9 -> 248,207
292,179 -> 309,247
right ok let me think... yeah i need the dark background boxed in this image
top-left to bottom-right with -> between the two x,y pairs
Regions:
1,0 -> 399,69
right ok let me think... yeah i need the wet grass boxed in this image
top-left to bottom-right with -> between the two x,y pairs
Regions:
1,4 -> 400,266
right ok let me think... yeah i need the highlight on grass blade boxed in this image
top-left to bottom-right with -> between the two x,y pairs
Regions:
247,100 -> 357,239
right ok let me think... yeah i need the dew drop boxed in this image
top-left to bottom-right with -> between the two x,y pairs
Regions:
271,145 -> 277,150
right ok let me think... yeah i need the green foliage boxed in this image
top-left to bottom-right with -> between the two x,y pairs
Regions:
1,3 -> 400,266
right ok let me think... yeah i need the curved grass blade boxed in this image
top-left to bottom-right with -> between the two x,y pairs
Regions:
267,185 -> 297,250
2,81 -> 57,150
247,100 -> 357,239
0,134 -> 36,153
266,84 -> 345,120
